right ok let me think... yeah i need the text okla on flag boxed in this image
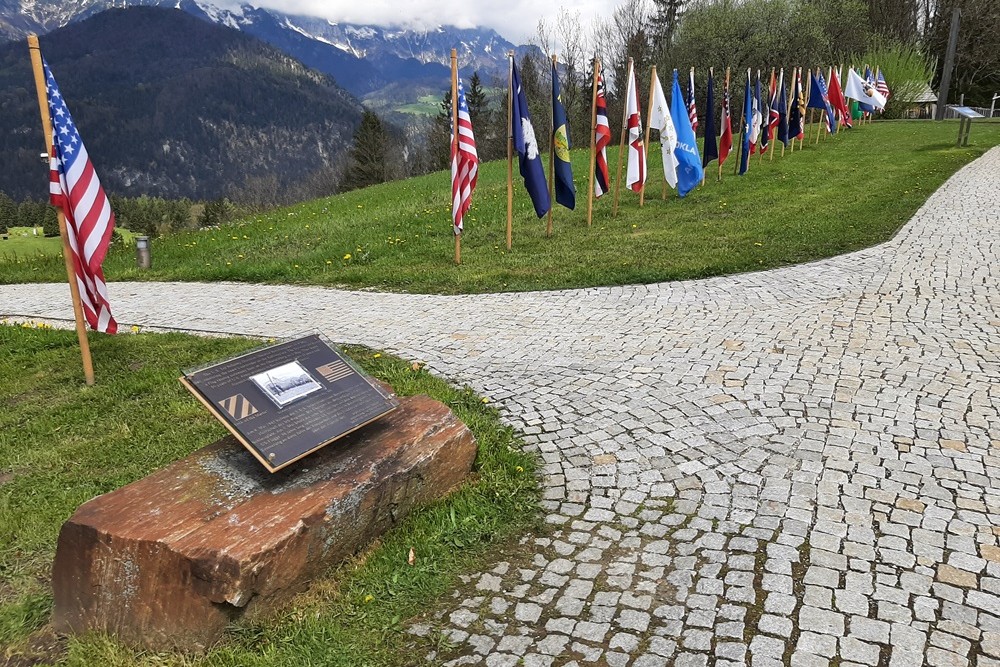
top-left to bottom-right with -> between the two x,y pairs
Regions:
44,59 -> 117,334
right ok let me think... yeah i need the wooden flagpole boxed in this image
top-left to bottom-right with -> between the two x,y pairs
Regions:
547,53 -> 557,237
506,51 -> 514,251
815,70 -> 824,144
586,58 -> 599,228
730,67 -> 750,176
27,35 -> 95,386
640,65 -> 656,208
702,67 -> 711,186
719,67 -> 729,182
768,67 -> 777,162
779,68 -> 786,157
612,58 -> 633,218
757,70 -> 774,167
450,49 -> 461,264
799,68 -> 807,150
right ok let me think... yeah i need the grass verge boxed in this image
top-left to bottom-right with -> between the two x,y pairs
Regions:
1,120 -> 998,294
0,323 -> 538,665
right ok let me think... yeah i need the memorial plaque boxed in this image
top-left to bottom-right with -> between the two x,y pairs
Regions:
181,334 -> 399,472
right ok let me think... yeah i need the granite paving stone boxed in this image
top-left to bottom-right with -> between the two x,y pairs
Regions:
5,147 -> 1000,665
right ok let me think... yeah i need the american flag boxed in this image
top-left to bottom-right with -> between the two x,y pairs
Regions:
687,68 -> 698,133
44,59 -> 117,334
450,80 -> 478,235
594,74 -> 612,198
875,68 -> 890,104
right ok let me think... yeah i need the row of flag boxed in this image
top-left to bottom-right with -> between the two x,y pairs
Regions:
449,57 -> 892,256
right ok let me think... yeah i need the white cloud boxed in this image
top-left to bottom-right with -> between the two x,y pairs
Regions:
221,0 -> 614,44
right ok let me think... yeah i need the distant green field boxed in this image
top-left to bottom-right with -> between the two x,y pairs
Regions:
0,227 -> 61,260
0,226 -> 135,264
2,120 -> 998,293
395,94 -> 441,116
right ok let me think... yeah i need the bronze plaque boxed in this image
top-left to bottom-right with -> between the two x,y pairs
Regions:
181,334 -> 398,472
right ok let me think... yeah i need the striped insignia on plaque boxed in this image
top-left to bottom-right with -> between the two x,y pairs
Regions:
316,360 -> 353,384
219,394 -> 258,420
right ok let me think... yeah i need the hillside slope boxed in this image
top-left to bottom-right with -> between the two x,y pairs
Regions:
0,6 -> 364,201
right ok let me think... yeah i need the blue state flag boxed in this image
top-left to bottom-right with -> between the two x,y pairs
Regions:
551,62 -> 575,210
739,70 -> 752,175
669,70 -> 703,197
808,69 -> 837,134
511,59 -> 550,218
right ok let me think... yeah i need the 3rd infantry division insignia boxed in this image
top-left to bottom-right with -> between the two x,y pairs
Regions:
219,394 -> 259,420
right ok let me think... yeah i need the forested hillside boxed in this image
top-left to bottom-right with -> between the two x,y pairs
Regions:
0,7 -> 364,202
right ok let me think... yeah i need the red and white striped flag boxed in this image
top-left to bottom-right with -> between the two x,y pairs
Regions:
687,68 -> 698,133
624,62 -> 645,193
594,73 -> 612,198
451,80 -> 478,235
44,59 -> 117,334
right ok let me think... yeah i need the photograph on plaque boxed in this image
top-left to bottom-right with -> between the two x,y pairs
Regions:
180,333 -> 399,473
251,360 -> 323,408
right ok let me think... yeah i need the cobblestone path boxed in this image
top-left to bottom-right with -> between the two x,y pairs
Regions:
3,148 -> 1000,666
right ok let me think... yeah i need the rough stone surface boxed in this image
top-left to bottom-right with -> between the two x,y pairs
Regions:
10,147 -> 1000,663
50,395 -> 475,649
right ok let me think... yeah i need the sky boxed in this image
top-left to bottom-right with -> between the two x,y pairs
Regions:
215,0 -> 614,44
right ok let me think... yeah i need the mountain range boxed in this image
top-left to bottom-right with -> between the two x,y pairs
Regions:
0,7 -> 365,201
0,1 -> 534,101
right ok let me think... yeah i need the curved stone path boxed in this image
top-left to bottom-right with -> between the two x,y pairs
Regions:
3,148 -> 1000,666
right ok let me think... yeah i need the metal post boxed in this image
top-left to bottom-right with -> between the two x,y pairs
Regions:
135,235 -> 151,269
935,8 -> 961,121
990,94 -> 999,119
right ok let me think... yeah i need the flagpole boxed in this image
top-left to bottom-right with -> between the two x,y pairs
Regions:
27,35 -> 95,386
547,53 -> 557,237
586,58 -> 599,228
800,68 -> 807,150
735,69 -> 746,177
450,49 -> 461,265
640,65 -> 656,208
612,58 -> 632,218
768,67 -> 776,162
506,51 -> 514,251
815,69 -> 823,145
719,67 -> 729,183
757,69 -> 765,166
778,68 -> 786,158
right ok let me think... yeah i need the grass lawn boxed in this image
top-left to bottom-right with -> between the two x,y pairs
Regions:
1,120 -> 997,294
0,323 -> 538,665
0,227 -> 135,262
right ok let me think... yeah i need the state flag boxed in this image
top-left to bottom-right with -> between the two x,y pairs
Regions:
669,69 -> 703,197
551,61 -> 575,210
511,58 -> 550,217
649,69 -> 679,190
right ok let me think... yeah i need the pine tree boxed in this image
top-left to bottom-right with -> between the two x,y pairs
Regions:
0,193 -> 14,237
341,111 -> 389,192
465,72 -> 493,160
429,90 -> 453,172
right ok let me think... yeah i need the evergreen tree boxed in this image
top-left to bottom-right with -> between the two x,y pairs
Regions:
465,72 -> 495,161
41,203 -> 59,238
429,90 -> 453,172
0,193 -> 14,236
650,0 -> 686,56
341,110 -> 389,192
199,198 -> 236,228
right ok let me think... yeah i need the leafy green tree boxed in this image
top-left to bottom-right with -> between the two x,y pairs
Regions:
341,110 -> 389,192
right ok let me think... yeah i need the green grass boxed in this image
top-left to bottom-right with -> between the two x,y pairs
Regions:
0,227 -> 135,262
395,94 -> 441,116
0,323 -> 538,665
2,120 -> 998,294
